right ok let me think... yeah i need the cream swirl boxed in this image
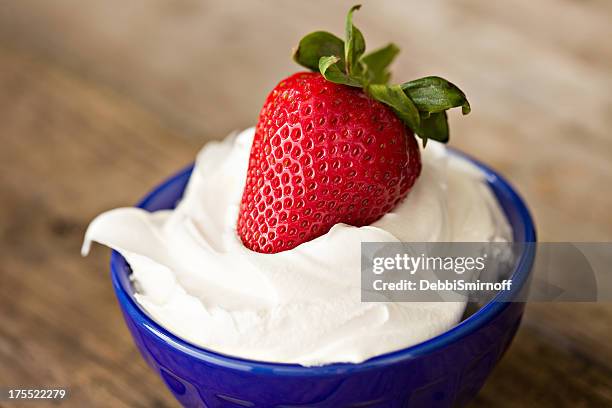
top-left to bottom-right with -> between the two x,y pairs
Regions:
82,127 -> 511,366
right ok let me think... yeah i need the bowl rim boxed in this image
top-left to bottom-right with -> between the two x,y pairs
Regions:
110,147 -> 537,376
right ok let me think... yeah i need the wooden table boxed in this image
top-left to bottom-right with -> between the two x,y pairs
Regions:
1,1 -> 611,406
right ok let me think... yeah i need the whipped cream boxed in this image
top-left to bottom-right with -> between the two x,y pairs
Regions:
82,127 -> 511,366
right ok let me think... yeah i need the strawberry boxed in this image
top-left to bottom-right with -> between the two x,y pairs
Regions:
237,5 -> 470,253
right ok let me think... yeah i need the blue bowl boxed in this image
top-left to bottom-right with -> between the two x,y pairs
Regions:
110,151 -> 536,408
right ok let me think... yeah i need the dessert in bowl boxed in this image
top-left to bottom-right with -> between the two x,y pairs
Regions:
83,5 -> 536,407
99,155 -> 534,408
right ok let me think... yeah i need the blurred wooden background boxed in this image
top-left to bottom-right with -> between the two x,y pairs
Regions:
0,0 -> 611,406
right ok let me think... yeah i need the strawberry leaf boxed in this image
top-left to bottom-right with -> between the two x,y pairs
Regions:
361,43 -> 400,85
417,111 -> 449,145
319,56 -> 362,87
345,5 -> 365,76
368,84 -> 421,132
292,5 -> 471,146
401,76 -> 471,115
293,31 -> 345,72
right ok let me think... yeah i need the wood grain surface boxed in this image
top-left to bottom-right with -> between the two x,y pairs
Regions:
0,1 -> 611,407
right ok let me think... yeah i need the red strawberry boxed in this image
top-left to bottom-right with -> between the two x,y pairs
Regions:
238,72 -> 421,253
237,5 -> 470,253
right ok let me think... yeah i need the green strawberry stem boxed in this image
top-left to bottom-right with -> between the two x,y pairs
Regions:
293,4 -> 470,145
